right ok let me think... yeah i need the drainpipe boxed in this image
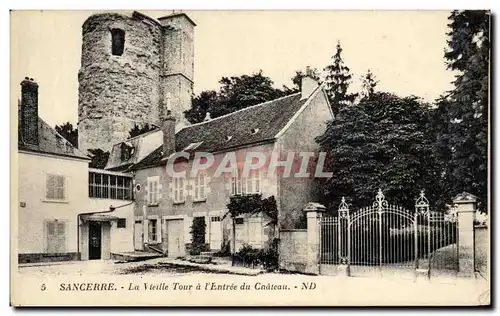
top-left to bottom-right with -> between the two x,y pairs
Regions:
77,201 -> 134,260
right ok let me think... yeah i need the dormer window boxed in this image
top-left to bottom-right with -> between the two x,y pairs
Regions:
120,142 -> 134,161
111,28 -> 125,56
251,128 -> 260,134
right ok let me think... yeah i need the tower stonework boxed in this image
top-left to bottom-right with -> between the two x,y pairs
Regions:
158,13 -> 195,130
78,11 -> 195,153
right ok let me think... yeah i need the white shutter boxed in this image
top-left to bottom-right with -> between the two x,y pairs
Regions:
180,178 -> 185,202
184,217 -> 193,243
157,218 -> 162,243
169,177 -> 173,201
153,181 -> 158,204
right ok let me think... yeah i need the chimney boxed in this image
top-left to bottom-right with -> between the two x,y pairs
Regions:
162,109 -> 176,157
20,77 -> 39,146
300,66 -> 319,100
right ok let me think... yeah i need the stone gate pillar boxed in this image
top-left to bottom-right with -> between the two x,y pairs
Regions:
303,202 -> 326,275
453,192 -> 478,278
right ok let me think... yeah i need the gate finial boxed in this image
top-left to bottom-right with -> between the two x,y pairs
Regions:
373,188 -> 387,211
338,197 -> 349,218
415,189 -> 429,215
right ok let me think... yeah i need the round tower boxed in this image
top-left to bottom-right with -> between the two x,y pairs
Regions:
77,11 -> 163,153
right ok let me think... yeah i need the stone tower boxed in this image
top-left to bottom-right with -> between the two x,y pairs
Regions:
77,11 -> 195,153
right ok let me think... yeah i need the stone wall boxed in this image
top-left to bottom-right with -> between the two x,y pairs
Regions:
78,13 -> 162,153
279,229 -> 308,272
276,88 -> 333,229
77,12 -> 195,153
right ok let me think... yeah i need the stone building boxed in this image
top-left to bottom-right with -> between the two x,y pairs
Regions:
78,11 -> 195,153
103,76 -> 333,257
18,78 -> 136,263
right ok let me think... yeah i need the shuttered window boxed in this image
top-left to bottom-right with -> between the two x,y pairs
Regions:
46,221 -> 66,253
46,174 -> 66,200
147,177 -> 159,205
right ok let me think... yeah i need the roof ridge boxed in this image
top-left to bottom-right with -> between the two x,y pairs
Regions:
39,117 -> 88,158
177,92 -> 301,131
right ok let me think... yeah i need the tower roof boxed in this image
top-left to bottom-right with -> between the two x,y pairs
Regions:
157,12 -> 197,26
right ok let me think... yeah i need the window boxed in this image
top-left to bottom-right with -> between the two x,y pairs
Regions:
88,172 -> 133,200
46,174 -> 66,200
245,169 -> 261,194
230,169 -> 261,196
148,219 -> 158,243
111,28 -> 125,56
120,142 -> 134,161
230,172 -> 243,196
211,216 -> 221,222
193,173 -> 207,201
147,176 -> 159,205
235,218 -> 244,225
117,219 -> 127,228
172,177 -> 185,203
46,221 -> 66,253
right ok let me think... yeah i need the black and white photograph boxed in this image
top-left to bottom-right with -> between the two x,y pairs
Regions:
10,9 -> 490,306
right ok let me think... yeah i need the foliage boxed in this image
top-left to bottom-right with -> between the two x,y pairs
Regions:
213,241 -> 231,257
128,123 -> 158,139
315,92 -> 442,211
87,148 -> 110,169
55,122 -> 78,148
323,41 -> 358,114
184,70 -> 293,124
360,69 -> 379,99
190,217 -> 206,246
233,239 -> 279,271
225,194 -> 278,225
435,10 -> 490,212
189,217 -> 207,255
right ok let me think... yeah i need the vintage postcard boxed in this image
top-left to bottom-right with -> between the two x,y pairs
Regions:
10,10 -> 490,306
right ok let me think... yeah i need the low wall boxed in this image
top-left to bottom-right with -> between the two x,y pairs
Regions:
279,229 -> 308,273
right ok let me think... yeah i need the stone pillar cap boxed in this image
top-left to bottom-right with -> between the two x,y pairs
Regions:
303,202 -> 326,212
453,192 -> 478,203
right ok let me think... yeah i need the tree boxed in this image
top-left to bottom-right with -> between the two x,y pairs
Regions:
315,92 -> 441,212
128,123 -> 158,139
360,69 -> 379,99
323,41 -> 358,114
88,148 -> 110,169
184,90 -> 219,124
438,10 -> 490,211
55,122 -> 78,148
184,70 -> 293,124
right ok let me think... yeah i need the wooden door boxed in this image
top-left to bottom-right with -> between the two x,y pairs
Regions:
166,219 -> 184,257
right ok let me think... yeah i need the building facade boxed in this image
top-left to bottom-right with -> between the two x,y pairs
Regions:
17,78 -> 90,263
103,76 -> 333,257
17,78 -> 136,263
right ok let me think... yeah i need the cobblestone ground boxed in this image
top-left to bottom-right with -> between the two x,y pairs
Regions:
17,258 -> 225,276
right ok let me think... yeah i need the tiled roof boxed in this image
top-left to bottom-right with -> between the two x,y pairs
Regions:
131,92 -> 307,170
18,117 -> 90,160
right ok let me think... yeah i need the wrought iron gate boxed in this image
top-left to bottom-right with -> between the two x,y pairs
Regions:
319,189 -> 458,277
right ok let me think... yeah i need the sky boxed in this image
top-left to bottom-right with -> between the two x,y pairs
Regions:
10,10 -> 456,127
